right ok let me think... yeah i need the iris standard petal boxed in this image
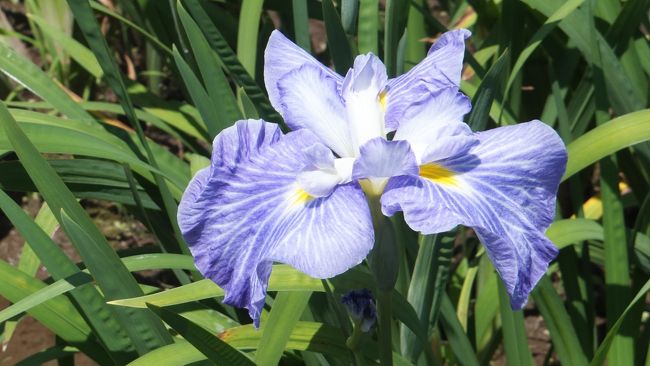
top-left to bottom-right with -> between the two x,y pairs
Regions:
178,120 -> 374,326
382,121 -> 566,308
393,87 -> 474,163
277,64 -> 355,157
342,54 -> 388,150
264,30 -> 342,110
384,29 -> 470,130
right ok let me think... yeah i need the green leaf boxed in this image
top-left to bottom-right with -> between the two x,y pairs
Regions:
129,322 -> 352,366
14,345 -> 79,366
183,0 -> 281,123
3,109 -> 188,193
237,0 -> 265,76
322,0 -> 353,74
66,0 -> 186,258
108,265 -> 319,308
546,219 -> 604,249
563,109 -> 650,181
0,100 -> 172,353
439,295 -> 480,366
591,278 -> 650,366
521,0 -> 644,114
17,202 -> 57,276
383,0 -> 409,77
28,13 -> 103,77
59,209 -> 173,353
177,2 -> 241,135
255,292 -> 312,365
532,276 -> 589,366
223,321 -> 348,355
0,189 -> 135,362
0,259 -> 108,362
467,50 -> 509,131
89,1 -> 172,55
172,46 -> 221,137
601,156 -> 633,364
504,0 -> 585,98
0,42 -> 93,122
400,233 -> 452,362
357,0 -> 379,54
127,341 -> 208,366
498,280 -> 533,366
0,271 -> 93,324
292,0 -> 311,51
147,304 -> 255,366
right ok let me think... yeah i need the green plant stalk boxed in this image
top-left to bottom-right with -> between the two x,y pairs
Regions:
346,319 -> 364,350
376,289 -> 393,366
363,184 -> 396,366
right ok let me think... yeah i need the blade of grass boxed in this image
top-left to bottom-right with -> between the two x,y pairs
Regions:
322,0 -> 353,74
237,0 -> 264,76
183,0 -> 281,123
17,202 -> 56,276
404,0 -> 426,72
291,0 -> 311,51
468,50 -> 509,131
0,100 -> 172,353
0,42 -> 92,121
357,0 -> 378,54
592,278 -> 650,366
255,292 -> 312,365
172,46 -> 221,137
177,2 -> 241,134
562,109 -> 650,181
532,276 -> 589,366
148,304 -> 255,365
0,259 -> 110,363
0,190 -> 135,363
439,295 -> 479,366
497,279 -> 533,366
66,0 -> 190,260
503,0 -> 584,98
383,0 -> 409,77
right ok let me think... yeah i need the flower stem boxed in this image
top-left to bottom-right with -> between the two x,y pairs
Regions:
346,319 -> 364,350
377,289 -> 393,366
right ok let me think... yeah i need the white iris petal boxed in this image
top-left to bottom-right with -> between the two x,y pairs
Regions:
342,54 -> 388,155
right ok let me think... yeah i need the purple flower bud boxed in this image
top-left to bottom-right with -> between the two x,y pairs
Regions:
341,289 -> 377,332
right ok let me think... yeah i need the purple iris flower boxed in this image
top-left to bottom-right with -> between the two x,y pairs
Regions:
177,29 -> 567,326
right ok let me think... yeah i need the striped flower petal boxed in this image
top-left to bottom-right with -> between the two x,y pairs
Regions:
382,121 -> 566,308
384,29 -> 470,131
178,120 -> 374,326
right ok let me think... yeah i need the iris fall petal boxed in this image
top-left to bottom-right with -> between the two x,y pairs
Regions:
178,120 -> 374,326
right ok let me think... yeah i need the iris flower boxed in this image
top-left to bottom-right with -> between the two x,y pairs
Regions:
178,29 -> 567,326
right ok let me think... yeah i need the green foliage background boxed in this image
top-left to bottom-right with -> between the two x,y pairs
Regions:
0,0 -> 648,365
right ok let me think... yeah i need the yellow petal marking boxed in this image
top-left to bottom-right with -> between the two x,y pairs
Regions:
288,188 -> 314,208
378,90 -> 388,111
419,163 -> 460,187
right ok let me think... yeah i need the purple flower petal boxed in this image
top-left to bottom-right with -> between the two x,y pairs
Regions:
393,87 -> 475,163
178,120 -> 374,326
352,137 -> 418,180
276,64 -> 354,157
384,29 -> 470,131
382,121 -> 567,308
264,30 -> 343,111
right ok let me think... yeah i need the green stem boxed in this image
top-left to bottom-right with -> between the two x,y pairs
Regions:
346,319 -> 364,350
377,289 -> 393,366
